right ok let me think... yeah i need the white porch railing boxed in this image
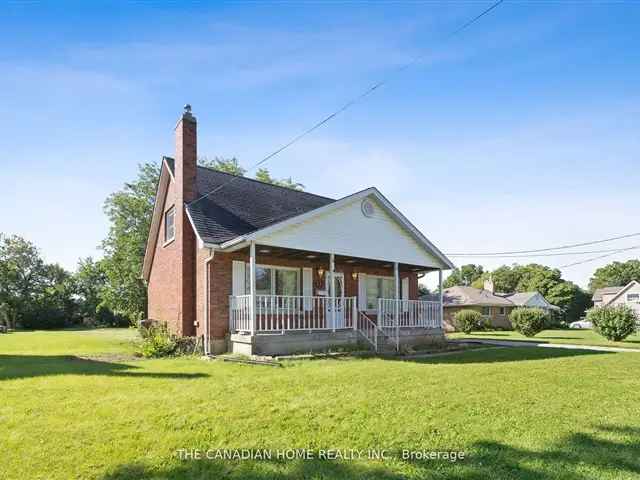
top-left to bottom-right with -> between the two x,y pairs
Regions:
230,295 -> 357,334
378,298 -> 442,329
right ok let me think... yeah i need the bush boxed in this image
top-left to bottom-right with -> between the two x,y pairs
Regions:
140,324 -> 177,358
95,304 -> 131,328
454,309 -> 484,333
587,305 -> 638,341
138,324 -> 202,357
509,308 -> 547,337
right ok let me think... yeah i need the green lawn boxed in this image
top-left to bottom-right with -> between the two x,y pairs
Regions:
2,329 -> 640,480
448,329 -> 640,349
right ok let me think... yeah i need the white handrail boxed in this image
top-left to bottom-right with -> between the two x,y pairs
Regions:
356,311 -> 378,351
229,295 -> 356,333
378,298 -> 442,329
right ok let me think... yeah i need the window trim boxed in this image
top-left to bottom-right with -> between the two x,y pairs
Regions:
245,263 -> 301,297
163,205 -> 176,246
364,274 -> 395,313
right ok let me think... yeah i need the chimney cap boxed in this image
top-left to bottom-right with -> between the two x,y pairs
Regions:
183,104 -> 192,114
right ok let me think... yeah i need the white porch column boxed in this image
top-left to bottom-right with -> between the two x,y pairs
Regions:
438,269 -> 444,328
249,241 -> 256,335
329,253 -> 335,332
394,262 -> 400,351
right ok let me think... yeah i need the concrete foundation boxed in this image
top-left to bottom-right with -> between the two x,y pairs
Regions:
229,327 -> 445,356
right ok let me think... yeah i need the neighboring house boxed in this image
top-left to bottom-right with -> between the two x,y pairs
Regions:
443,278 -> 560,331
592,281 -> 640,317
142,107 -> 454,355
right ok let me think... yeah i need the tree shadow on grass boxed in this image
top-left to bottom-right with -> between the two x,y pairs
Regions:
100,424 -> 640,480
0,355 -> 208,381
390,346 -> 614,365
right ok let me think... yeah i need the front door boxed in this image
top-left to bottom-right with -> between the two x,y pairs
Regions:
326,272 -> 345,328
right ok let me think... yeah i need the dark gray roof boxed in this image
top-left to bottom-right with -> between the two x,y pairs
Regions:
182,163 -> 334,244
592,286 -> 624,301
443,286 -> 513,307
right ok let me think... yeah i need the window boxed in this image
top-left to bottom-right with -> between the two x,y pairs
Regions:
246,265 -> 300,296
482,306 -> 492,316
164,206 -> 175,243
498,307 -> 506,315
627,293 -> 639,302
365,276 -> 395,310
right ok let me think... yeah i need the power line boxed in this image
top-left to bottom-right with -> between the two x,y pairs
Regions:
188,0 -> 505,207
558,246 -> 640,269
447,232 -> 640,256
447,245 -> 640,259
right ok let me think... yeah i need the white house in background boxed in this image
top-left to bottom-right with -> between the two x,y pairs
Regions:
592,281 -> 640,317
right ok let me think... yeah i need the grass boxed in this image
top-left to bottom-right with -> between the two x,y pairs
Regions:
2,329 -> 640,479
448,328 -> 640,349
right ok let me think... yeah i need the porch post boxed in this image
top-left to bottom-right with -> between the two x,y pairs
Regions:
249,241 -> 256,336
329,253 -> 335,332
394,262 -> 400,351
438,269 -> 443,329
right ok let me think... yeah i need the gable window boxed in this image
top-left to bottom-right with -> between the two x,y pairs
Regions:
627,293 -> 639,302
164,206 -> 175,244
482,306 -> 492,316
365,275 -> 395,310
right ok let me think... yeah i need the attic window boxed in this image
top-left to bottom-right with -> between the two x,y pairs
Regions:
627,293 -> 639,302
164,206 -> 175,244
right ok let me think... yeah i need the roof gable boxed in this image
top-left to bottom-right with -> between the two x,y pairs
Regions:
592,286 -> 624,301
603,280 -> 640,305
242,188 -> 454,269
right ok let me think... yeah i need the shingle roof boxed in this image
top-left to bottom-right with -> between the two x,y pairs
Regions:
592,286 -> 624,302
443,286 -> 513,307
502,292 -> 537,306
182,163 -> 335,244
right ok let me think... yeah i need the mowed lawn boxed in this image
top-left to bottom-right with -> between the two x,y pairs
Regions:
2,329 -> 640,480
448,329 -> 640,350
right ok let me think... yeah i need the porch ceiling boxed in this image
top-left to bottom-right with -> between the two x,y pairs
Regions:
239,244 -> 438,273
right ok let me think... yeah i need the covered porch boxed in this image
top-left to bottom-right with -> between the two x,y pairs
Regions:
227,242 -> 444,354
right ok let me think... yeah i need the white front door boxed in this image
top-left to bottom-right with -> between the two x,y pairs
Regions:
326,272 -> 345,328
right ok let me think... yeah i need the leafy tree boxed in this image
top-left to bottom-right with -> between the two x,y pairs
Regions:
444,264 -> 484,288
0,234 -> 47,328
74,257 -> 107,320
589,260 -> 640,291
199,156 -> 246,176
100,162 -> 159,323
546,281 -> 591,322
255,168 -> 305,190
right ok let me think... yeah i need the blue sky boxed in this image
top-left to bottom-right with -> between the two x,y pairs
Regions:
1,1 -> 638,289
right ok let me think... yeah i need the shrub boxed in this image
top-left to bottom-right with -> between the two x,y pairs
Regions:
140,325 -> 176,358
509,308 -> 547,337
454,309 -> 484,333
95,304 -> 131,328
587,305 -> 638,342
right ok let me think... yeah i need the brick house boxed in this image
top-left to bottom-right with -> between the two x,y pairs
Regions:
142,107 -> 454,355
443,278 -> 560,331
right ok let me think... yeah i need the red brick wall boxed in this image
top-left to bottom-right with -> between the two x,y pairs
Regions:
197,250 -> 421,341
147,112 -> 197,337
147,179 -> 180,331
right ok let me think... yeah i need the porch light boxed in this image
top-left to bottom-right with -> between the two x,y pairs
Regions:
351,272 -> 358,280
259,249 -> 271,254
306,254 -> 317,259
317,268 -> 324,278
345,259 -> 356,264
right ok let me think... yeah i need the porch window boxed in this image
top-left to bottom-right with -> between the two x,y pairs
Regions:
246,265 -> 300,296
498,307 -> 506,315
482,306 -> 492,316
365,276 -> 395,310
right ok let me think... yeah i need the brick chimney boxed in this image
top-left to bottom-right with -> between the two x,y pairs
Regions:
175,105 -> 197,336
483,276 -> 495,294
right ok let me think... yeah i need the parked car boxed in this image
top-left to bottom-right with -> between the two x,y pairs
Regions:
569,320 -> 592,329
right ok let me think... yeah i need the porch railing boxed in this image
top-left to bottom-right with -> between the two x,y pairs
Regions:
230,295 -> 357,334
378,298 -> 442,329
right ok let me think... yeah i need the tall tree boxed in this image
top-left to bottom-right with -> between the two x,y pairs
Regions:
588,259 -> 640,291
199,156 -> 246,176
74,257 -> 107,319
100,162 -> 160,322
255,168 -> 305,190
444,264 -> 484,288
